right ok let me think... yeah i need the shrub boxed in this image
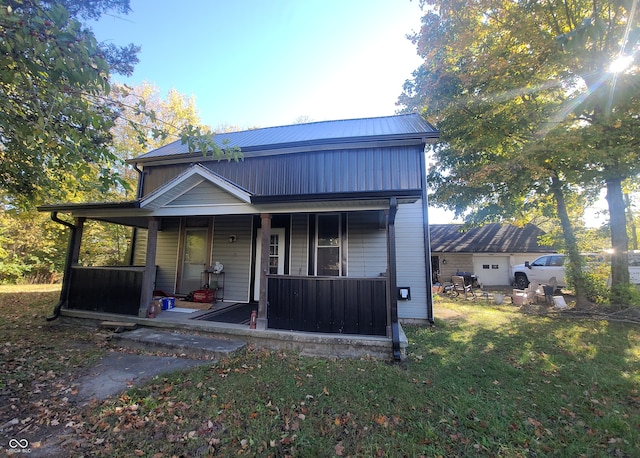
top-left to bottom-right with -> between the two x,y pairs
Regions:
609,283 -> 640,306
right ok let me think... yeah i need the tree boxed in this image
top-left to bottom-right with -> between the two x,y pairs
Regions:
0,81 -> 219,281
554,3 -> 640,291
0,0 -> 235,208
399,0 -> 640,304
109,82 -> 206,196
0,0 -> 139,206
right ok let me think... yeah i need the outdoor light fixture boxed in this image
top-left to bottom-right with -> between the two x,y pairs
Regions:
442,259 -> 447,265
229,235 -> 237,243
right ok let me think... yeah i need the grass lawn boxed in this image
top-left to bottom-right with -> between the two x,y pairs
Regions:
1,286 -> 639,457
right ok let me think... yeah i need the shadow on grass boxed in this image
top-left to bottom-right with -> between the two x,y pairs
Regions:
405,301 -> 639,456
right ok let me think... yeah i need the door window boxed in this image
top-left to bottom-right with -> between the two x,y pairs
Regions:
180,227 -> 208,293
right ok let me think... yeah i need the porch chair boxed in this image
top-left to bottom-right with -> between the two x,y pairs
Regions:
451,275 -> 476,300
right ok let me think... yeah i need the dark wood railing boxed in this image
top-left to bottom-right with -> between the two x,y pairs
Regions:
67,266 -> 146,315
267,276 -> 388,336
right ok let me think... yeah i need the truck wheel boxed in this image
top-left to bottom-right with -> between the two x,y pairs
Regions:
514,273 -> 529,290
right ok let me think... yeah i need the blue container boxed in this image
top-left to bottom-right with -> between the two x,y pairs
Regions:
161,297 -> 175,310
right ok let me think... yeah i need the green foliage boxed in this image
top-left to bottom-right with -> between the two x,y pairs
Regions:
0,0 -> 139,206
0,1 -> 233,208
78,220 -> 132,266
0,204 -> 66,283
580,268 -> 611,304
401,0 -> 640,290
610,282 -> 640,306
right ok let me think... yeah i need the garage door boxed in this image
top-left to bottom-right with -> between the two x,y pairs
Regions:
473,256 -> 510,286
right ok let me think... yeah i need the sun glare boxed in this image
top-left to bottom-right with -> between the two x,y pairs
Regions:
608,55 -> 633,73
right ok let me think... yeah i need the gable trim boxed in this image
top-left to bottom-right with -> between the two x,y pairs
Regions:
141,164 -> 252,210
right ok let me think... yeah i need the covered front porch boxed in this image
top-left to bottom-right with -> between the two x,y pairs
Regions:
41,199 -> 408,359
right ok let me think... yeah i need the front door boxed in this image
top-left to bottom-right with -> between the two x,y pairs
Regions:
253,228 -> 286,301
180,227 -> 208,294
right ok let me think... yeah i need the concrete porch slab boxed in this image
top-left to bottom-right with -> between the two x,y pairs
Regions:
59,308 -> 407,360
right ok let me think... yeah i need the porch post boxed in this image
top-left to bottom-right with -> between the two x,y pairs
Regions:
257,213 -> 271,330
71,217 -> 85,264
139,217 -> 159,317
387,198 -> 401,361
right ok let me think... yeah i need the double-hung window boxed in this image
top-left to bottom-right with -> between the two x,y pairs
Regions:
316,214 -> 341,276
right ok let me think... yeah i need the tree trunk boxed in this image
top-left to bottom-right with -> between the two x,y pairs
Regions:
625,192 -> 638,251
605,178 -> 630,285
550,174 -> 590,308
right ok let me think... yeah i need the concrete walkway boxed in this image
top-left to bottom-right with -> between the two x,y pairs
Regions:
73,329 -> 246,403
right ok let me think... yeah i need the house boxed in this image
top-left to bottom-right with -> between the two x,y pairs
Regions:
429,223 -> 557,286
38,113 -> 439,360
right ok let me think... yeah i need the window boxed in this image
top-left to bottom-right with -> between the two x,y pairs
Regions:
316,214 -> 341,276
549,255 -> 565,266
531,256 -> 549,267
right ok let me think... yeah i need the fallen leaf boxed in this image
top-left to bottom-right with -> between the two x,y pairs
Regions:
335,442 -> 344,456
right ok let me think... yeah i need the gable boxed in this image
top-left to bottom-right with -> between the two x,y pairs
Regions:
167,180 -> 247,206
141,164 -> 253,213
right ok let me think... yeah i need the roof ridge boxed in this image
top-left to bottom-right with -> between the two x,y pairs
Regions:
216,112 -> 425,135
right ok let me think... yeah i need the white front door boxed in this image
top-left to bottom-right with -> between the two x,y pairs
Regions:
253,228 -> 286,301
180,227 -> 208,294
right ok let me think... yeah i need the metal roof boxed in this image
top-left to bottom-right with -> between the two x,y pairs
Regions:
133,113 -> 438,162
429,223 -> 557,253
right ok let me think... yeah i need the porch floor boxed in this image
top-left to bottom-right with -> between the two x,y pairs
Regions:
59,301 -> 407,360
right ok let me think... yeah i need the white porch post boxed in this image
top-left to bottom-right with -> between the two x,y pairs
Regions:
139,217 -> 159,317
257,213 -> 271,330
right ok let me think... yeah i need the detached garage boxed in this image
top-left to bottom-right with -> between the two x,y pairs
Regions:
429,224 -> 557,287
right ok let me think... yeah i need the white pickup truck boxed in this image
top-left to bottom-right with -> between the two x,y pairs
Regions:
511,254 -> 568,290
512,251 -> 640,290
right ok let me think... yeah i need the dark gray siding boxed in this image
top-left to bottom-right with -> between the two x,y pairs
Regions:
141,146 -> 424,198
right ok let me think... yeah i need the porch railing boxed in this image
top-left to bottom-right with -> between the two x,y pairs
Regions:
267,275 -> 388,336
67,266 -> 147,315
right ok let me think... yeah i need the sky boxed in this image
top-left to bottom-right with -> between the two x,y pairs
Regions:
87,1 -> 616,228
90,0 -> 425,130
90,0 -> 461,223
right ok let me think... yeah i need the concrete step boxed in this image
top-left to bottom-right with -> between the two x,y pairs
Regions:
110,328 -> 247,359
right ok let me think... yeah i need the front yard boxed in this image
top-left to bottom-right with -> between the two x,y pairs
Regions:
1,286 -> 638,456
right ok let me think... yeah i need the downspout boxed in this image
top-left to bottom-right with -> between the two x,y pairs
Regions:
387,197 -> 401,360
47,212 -> 76,321
129,163 -> 144,266
420,149 -> 435,325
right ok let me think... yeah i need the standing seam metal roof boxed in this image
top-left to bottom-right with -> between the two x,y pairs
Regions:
133,113 -> 438,161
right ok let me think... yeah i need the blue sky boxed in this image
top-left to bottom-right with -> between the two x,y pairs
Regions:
90,0 -> 424,130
